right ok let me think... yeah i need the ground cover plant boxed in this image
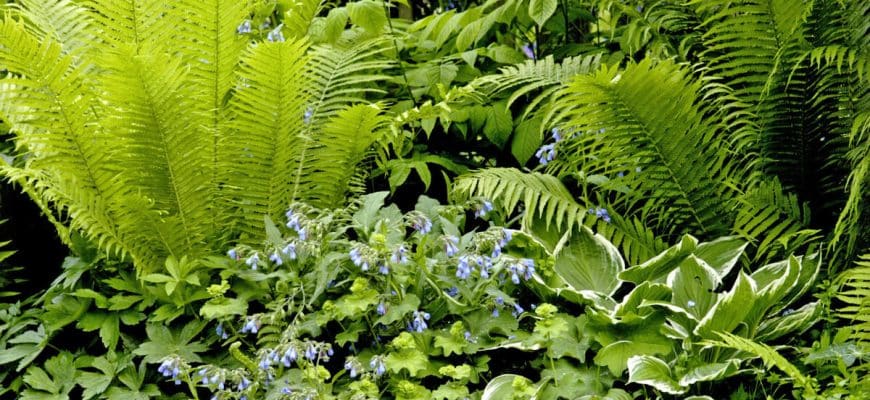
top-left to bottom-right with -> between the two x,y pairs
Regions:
0,0 -> 867,399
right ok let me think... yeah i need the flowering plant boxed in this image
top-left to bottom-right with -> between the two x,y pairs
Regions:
153,193 -> 605,399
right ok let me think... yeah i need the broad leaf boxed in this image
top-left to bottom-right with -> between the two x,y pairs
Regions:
626,355 -> 685,394
553,226 -> 624,296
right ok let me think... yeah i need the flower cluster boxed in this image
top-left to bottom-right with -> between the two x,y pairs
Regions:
369,356 -> 387,377
406,212 -> 432,234
590,207 -> 611,223
157,357 -> 182,383
236,19 -> 252,35
535,127 -> 564,165
506,258 -> 536,284
240,316 -> 260,334
266,24 -> 285,42
409,310 -> 430,332
474,200 -> 494,218
285,208 -> 308,240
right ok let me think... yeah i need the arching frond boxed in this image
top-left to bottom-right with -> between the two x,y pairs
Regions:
10,0 -> 93,57
221,39 -> 310,241
732,179 -> 813,261
473,53 -> 603,120
836,254 -> 870,343
453,168 -> 590,232
298,104 -> 388,208
82,0 -> 176,54
550,59 -> 737,237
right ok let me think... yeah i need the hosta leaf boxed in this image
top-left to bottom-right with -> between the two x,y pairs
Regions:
667,255 -> 720,321
693,236 -> 747,279
626,355 -> 685,394
553,226 -> 624,296
677,359 -> 741,386
695,272 -> 757,338
620,235 -> 698,283
594,339 -> 672,376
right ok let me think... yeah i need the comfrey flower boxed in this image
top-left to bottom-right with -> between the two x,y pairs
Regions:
281,242 -> 297,260
157,358 -> 181,379
535,143 -> 556,165
237,376 -> 251,391
456,256 -> 473,279
390,245 -> 408,264
444,235 -> 460,257
269,250 -> 283,266
282,346 -> 298,367
240,317 -> 259,334
521,42 -> 537,60
227,248 -> 239,260
344,358 -> 361,378
507,258 -> 535,284
245,253 -> 260,270
349,246 -> 371,271
474,200 -> 494,218
445,286 -> 459,297
410,310 -> 430,332
512,303 -> 525,317
369,356 -> 387,376
551,127 -> 563,142
377,302 -> 387,316
303,106 -> 314,124
590,207 -> 611,223
215,323 -> 229,340
266,24 -> 285,42
236,19 -> 252,34
408,212 -> 432,234
304,342 -> 318,361
378,263 -> 390,275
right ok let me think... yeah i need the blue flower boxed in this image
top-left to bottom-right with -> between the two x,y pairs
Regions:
464,331 -> 476,343
409,213 -> 432,234
378,263 -> 390,275
281,387 -> 292,394
281,243 -> 297,259
591,207 -> 611,223
377,302 -> 387,315
157,358 -> 180,378
269,251 -> 283,266
236,20 -> 252,34
444,235 -> 460,257
215,323 -> 229,340
245,253 -> 260,270
411,310 -> 430,332
512,303 -> 525,317
521,43 -> 536,60
369,356 -> 387,376
282,347 -> 297,366
350,247 -> 363,266
495,296 -> 504,306
456,256 -> 473,279
241,317 -> 259,334
305,343 -> 317,361
303,106 -> 314,124
345,359 -> 360,378
266,24 -> 285,42
535,143 -> 556,165
474,200 -> 494,218
390,244 -> 408,264
445,286 -> 459,297
238,376 -> 251,391
551,127 -> 562,142
227,249 -> 239,260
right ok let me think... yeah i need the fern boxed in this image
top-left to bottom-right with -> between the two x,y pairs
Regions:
732,179 -> 814,261
550,59 -> 737,238
836,254 -> 870,343
706,331 -> 817,396
0,2 -> 391,271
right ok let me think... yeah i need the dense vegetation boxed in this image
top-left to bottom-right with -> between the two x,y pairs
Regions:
0,0 -> 867,398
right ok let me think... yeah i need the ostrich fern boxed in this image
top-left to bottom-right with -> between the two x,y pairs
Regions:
0,0 -> 389,271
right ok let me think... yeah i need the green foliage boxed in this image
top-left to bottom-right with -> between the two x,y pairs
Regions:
0,0 -> 390,272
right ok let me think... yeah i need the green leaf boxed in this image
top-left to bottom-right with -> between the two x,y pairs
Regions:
334,288 -> 379,319
483,102 -> 513,148
626,355 -> 685,394
434,333 -> 467,356
594,339 -> 672,376
620,235 -> 698,283
335,323 -> 366,346
694,272 -> 756,338
133,322 -> 207,363
677,360 -> 741,387
432,382 -> 470,400
693,236 -> 747,279
385,349 -> 429,377
481,374 -> 535,400
553,226 -> 624,296
511,118 -> 542,165
199,297 -> 248,319
376,294 -> 420,326
529,0 -> 557,27
346,0 -> 386,34
667,255 -> 720,321
353,192 -> 390,233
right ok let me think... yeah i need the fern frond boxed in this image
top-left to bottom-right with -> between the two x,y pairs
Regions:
473,54 -> 603,120
298,104 -> 387,208
706,331 -> 817,395
732,178 -> 813,261
453,168 -> 590,232
10,0 -> 93,57
550,59 -> 736,237
304,40 -> 393,125
221,39 -> 310,241
836,254 -> 870,343
100,48 -> 214,258
83,0 -> 176,53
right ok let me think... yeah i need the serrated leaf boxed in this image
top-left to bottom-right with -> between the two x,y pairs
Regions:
385,349 -> 429,377
511,118 -> 542,165
376,294 -> 420,326
199,297 -> 248,319
483,102 -> 513,148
